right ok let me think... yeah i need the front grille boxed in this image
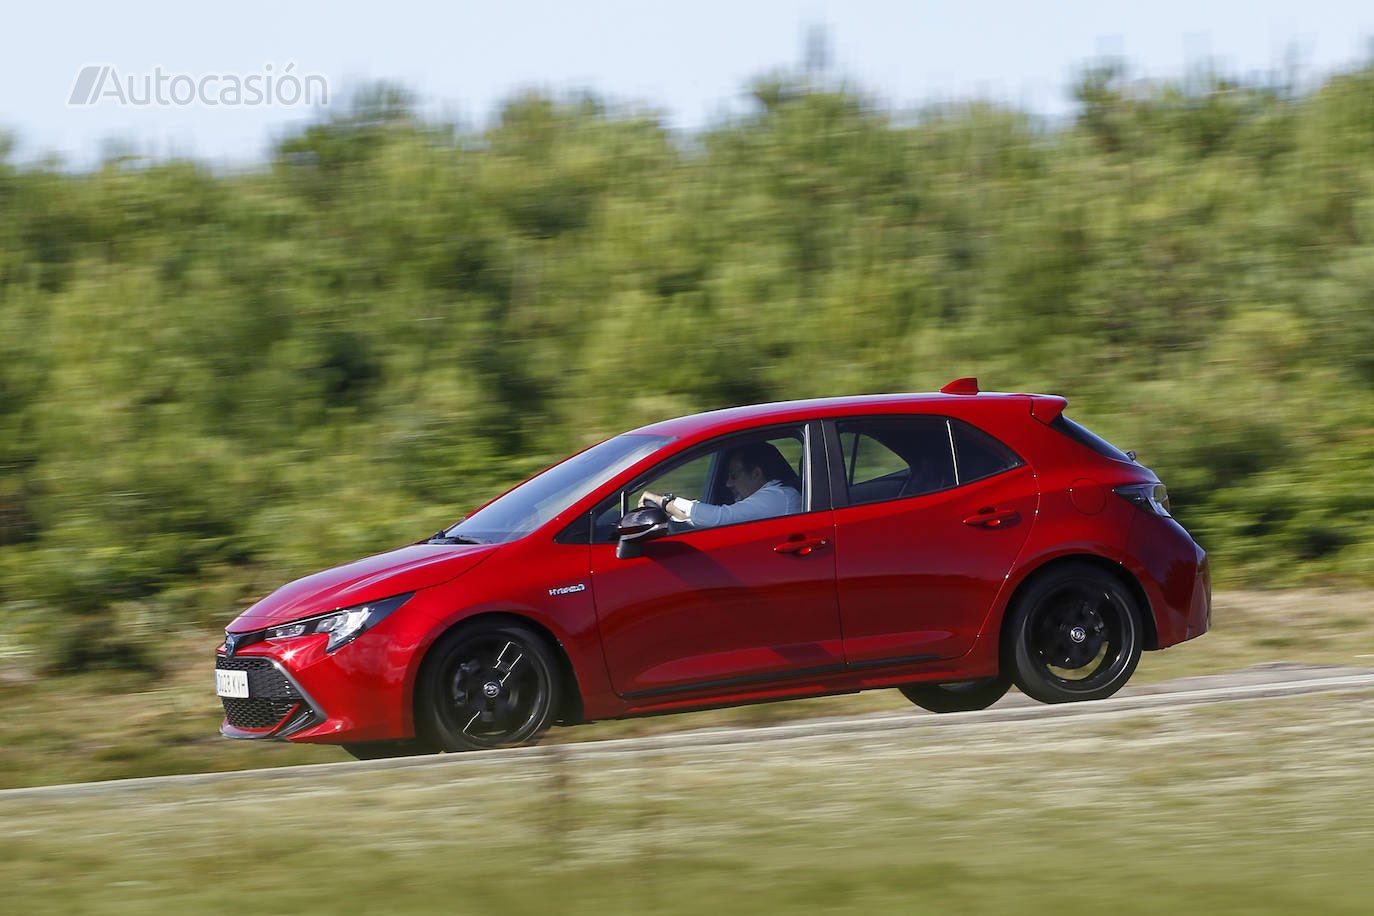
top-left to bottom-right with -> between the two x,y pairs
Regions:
223,695 -> 300,730
217,655 -> 308,731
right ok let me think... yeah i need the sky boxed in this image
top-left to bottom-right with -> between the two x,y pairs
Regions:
2,0 -> 1371,168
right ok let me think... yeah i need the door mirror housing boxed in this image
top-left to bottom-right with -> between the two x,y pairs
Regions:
616,505 -> 671,559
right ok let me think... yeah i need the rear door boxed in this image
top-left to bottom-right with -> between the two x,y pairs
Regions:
828,416 -> 1036,665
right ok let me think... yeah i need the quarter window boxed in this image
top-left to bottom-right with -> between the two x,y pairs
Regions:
953,421 -> 1023,483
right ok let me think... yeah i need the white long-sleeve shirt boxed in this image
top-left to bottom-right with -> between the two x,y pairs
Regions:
684,480 -> 803,528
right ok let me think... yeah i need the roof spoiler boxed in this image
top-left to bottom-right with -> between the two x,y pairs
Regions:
938,378 -> 1068,422
1030,395 -> 1068,423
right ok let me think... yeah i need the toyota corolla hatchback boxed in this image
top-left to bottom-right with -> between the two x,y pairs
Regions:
216,379 -> 1209,757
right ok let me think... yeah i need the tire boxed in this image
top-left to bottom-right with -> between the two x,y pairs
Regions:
899,677 -> 1011,713
1005,563 -> 1142,704
415,622 -> 563,752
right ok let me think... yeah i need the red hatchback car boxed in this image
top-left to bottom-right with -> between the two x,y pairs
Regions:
215,379 -> 1210,756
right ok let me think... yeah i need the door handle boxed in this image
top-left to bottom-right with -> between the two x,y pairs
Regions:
963,508 -> 1021,529
774,537 -> 830,557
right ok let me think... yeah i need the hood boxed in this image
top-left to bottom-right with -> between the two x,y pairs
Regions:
228,543 -> 498,630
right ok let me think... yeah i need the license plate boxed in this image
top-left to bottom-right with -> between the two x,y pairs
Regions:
216,669 -> 249,698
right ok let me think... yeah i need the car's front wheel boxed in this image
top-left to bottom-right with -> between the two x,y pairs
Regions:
898,677 -> 1011,713
415,622 -> 562,752
1005,563 -> 1142,704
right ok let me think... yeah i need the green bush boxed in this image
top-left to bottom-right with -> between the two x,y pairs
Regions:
4,67 -> 1374,672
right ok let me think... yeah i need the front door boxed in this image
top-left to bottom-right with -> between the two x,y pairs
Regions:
587,425 -> 843,699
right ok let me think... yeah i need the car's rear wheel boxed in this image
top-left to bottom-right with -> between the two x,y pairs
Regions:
1006,563 -> 1141,704
898,677 -> 1011,713
416,622 -> 562,752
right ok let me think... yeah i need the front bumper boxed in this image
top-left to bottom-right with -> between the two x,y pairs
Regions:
216,654 -> 327,739
215,608 -> 429,744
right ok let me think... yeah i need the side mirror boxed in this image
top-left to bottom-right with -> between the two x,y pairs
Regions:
616,505 -> 671,559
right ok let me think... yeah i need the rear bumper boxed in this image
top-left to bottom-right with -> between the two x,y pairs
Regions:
1127,512 -> 1211,648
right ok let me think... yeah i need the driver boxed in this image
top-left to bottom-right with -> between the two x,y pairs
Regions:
643,441 -> 802,528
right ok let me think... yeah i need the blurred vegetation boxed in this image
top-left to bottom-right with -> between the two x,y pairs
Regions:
2,63 -> 1373,674
6,691 -> 1374,912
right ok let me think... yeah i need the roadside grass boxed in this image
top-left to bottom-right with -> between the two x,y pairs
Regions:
3,693 -> 1373,914
0,589 -> 1369,790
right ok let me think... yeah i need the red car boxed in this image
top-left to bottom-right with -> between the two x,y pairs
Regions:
215,379 -> 1210,756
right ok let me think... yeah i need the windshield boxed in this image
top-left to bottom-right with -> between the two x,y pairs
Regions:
445,434 -> 673,543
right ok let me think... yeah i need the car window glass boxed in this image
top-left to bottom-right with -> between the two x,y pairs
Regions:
840,431 -> 907,486
454,433 -> 671,543
837,418 -> 956,505
771,437 -> 805,482
632,453 -> 714,507
586,427 -> 807,543
952,420 -> 1023,483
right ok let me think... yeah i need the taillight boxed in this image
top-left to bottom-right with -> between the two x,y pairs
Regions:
1113,483 -> 1172,517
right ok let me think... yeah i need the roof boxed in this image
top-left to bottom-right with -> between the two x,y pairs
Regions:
630,385 -> 1059,441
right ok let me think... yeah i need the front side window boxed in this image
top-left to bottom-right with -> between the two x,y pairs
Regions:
586,426 -> 808,543
837,416 -> 1021,506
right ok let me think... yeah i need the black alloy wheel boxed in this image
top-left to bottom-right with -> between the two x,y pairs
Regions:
899,677 -> 1011,713
1006,563 -> 1142,704
416,622 -> 562,752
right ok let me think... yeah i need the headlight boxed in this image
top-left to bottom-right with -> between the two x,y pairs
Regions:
266,593 -> 414,652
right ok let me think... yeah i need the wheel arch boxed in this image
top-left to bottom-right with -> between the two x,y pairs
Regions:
412,610 -> 586,730
1000,554 -> 1158,654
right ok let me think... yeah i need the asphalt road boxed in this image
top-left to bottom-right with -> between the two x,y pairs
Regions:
4,662 -> 1372,802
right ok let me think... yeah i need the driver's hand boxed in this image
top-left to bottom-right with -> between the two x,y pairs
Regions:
640,491 -> 661,508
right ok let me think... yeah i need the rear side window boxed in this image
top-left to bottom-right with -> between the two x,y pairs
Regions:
838,418 -> 953,505
842,433 -> 909,487
1051,416 -> 1135,463
837,417 -> 1021,507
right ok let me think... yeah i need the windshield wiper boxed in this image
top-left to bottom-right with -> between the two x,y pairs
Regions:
425,531 -> 485,546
